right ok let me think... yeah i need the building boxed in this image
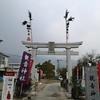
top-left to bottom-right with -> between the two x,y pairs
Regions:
0,52 -> 9,69
8,63 -> 20,79
8,63 -> 20,72
0,52 -> 9,81
0,53 -> 21,81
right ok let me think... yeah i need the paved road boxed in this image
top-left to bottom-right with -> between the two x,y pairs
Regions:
32,83 -> 68,100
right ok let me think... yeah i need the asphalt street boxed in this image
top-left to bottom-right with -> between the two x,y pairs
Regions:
32,83 -> 68,100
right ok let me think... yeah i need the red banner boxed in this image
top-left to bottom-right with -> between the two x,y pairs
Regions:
76,67 -> 79,76
97,63 -> 100,92
26,59 -> 34,84
40,70 -> 43,79
4,72 -> 15,76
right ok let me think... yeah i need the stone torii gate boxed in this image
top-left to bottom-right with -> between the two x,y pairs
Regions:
22,41 -> 83,93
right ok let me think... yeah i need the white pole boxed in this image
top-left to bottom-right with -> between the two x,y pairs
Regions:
82,66 -> 85,87
67,48 -> 72,93
31,48 -> 37,81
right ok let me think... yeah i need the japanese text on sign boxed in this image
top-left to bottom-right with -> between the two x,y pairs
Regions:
17,51 -> 31,84
85,66 -> 99,100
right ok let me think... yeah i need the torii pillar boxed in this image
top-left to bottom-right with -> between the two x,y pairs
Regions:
67,48 -> 73,93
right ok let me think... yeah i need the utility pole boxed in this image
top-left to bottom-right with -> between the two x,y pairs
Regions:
57,59 -> 62,76
57,59 -> 62,69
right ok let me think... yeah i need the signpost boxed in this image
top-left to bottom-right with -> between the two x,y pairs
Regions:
85,66 -> 99,100
1,72 -> 15,100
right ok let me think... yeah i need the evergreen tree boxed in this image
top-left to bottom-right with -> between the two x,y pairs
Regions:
41,60 -> 55,79
59,68 -> 67,79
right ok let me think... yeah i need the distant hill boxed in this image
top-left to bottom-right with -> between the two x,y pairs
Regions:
8,54 -> 21,63
8,54 -> 77,68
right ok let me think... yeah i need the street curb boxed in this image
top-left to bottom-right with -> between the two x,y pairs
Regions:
59,86 -> 74,100
59,84 -> 62,92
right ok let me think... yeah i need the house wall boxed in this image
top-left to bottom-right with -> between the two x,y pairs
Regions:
0,54 -> 8,68
8,63 -> 20,72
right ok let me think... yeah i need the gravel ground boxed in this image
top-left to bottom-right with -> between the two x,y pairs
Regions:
13,79 -> 60,100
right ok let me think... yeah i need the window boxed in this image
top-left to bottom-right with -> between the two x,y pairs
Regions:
2,61 -> 5,64
2,57 -> 5,60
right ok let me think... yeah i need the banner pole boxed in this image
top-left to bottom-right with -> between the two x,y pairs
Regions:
20,84 -> 23,98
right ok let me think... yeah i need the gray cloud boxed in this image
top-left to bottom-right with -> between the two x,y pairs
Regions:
0,0 -> 100,61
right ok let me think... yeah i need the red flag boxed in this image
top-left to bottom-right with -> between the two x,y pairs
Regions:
26,59 -> 34,84
97,63 -> 100,92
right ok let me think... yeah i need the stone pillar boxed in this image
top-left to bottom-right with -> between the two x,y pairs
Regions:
31,48 -> 37,81
67,48 -> 72,93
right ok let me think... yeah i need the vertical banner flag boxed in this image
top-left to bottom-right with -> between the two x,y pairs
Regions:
27,22 -> 31,42
17,51 -> 31,84
66,21 -> 69,42
1,72 -> 15,100
76,67 -> 79,79
26,59 -> 34,84
97,63 -> 100,92
39,69 -> 43,81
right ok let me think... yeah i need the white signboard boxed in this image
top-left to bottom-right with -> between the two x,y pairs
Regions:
85,66 -> 99,100
1,72 -> 15,100
81,77 -> 85,87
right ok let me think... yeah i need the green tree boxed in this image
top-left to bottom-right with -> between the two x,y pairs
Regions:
41,60 -> 55,79
59,68 -> 67,79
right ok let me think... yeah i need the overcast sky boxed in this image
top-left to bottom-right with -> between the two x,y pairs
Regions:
0,0 -> 100,61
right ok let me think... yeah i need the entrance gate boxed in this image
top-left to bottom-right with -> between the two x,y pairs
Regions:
22,41 -> 83,93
